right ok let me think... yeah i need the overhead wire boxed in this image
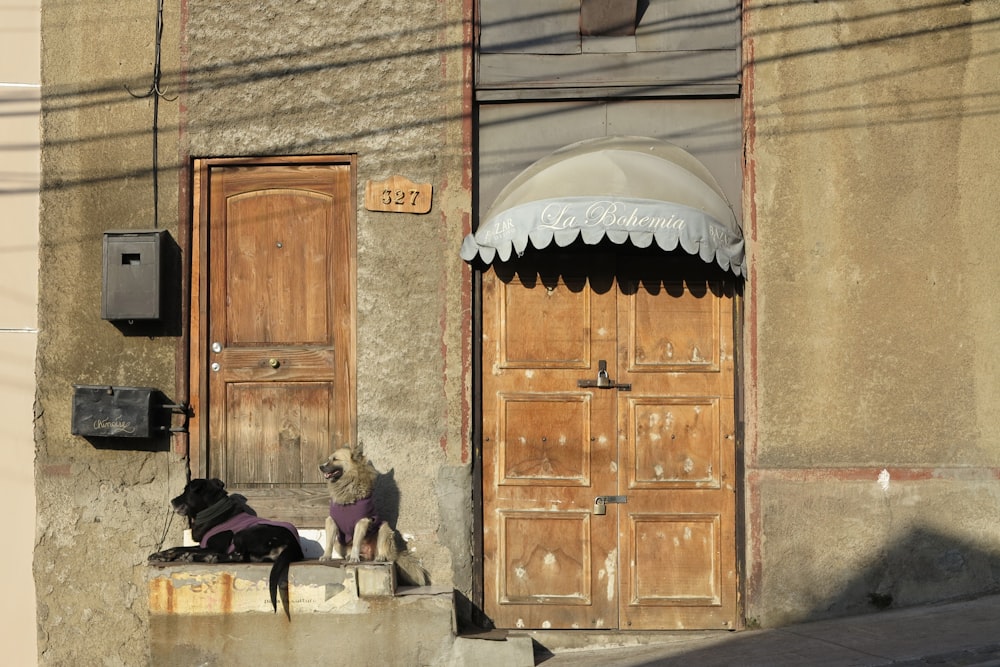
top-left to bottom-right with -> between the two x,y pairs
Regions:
125,0 -> 176,229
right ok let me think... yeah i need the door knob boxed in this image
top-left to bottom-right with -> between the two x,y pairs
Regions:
268,358 -> 280,369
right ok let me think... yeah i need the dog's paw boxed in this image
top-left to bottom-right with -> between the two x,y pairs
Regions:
374,554 -> 389,563
347,553 -> 361,563
319,554 -> 334,562
174,550 -> 216,564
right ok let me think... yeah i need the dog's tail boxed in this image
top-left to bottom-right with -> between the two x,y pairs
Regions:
394,550 -> 430,587
269,542 -> 305,619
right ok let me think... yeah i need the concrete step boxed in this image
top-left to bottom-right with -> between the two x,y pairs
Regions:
148,562 -> 455,665
447,635 -> 535,667
148,561 -> 540,666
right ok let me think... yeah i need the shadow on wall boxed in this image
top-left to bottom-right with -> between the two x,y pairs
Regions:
81,433 -> 172,452
374,468 -> 401,530
795,525 -> 1000,622
569,529 -> 1000,667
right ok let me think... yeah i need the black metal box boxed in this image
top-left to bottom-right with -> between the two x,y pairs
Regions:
72,385 -> 161,438
102,230 -> 165,321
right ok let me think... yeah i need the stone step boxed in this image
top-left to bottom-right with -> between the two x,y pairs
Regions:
149,561 -> 437,613
447,635 -> 535,667
148,562 -> 457,665
148,562 -> 538,666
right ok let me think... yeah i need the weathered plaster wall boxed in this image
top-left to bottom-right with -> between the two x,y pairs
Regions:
39,0 -> 1000,656
148,564 -> 458,666
181,0 -> 472,588
36,1 -> 184,664
744,0 -> 1000,625
36,0 -> 470,665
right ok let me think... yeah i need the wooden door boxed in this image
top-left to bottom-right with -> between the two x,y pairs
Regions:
192,157 -> 357,526
482,249 -> 737,630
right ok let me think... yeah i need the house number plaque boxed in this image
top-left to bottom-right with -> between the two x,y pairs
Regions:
364,175 -> 433,214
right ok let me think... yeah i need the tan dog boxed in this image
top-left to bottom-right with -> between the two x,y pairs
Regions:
318,442 -> 429,585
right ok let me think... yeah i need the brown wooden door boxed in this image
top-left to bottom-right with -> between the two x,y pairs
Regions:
482,250 -> 737,630
193,157 -> 357,526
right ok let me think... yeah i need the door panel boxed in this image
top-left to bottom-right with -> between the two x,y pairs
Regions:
626,396 -> 722,489
224,189 -> 333,345
483,251 -> 737,630
628,513 -> 722,601
194,158 -> 357,527
498,511 -> 592,605
627,280 -> 720,372
224,382 -> 333,485
617,272 -> 736,629
498,394 -> 591,484
499,276 -> 591,367
484,267 -> 618,629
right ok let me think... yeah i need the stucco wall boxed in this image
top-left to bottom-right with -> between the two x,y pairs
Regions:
36,1 -> 470,664
36,2 -> 184,663
181,0 -> 471,584
36,0 -> 1000,661
744,0 -> 1000,625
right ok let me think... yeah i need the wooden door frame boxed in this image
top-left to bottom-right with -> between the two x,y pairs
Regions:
187,155 -> 359,480
470,256 -> 747,630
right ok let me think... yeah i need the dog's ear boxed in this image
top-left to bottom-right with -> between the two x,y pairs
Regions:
351,441 -> 364,457
209,478 -> 226,490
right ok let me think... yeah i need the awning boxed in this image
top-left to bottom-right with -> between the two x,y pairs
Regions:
461,136 -> 745,276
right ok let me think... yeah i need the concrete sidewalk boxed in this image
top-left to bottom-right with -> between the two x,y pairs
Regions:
528,594 -> 1000,666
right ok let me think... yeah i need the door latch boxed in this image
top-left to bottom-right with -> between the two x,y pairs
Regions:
593,495 -> 627,515
578,360 -> 630,391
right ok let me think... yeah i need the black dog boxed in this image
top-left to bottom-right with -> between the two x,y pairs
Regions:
148,478 -> 304,617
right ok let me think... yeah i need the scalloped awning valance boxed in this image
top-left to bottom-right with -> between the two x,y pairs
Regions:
461,136 -> 745,276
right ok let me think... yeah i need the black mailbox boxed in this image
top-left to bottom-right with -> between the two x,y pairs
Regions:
72,385 -> 163,438
102,230 -> 165,321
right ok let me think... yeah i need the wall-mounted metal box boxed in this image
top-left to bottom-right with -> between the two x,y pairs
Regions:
72,385 -> 162,438
102,230 -> 165,321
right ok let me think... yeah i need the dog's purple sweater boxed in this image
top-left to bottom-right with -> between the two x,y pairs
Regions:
200,513 -> 300,553
329,496 -> 381,545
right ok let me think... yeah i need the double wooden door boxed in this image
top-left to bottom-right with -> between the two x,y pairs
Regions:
482,250 -> 737,630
